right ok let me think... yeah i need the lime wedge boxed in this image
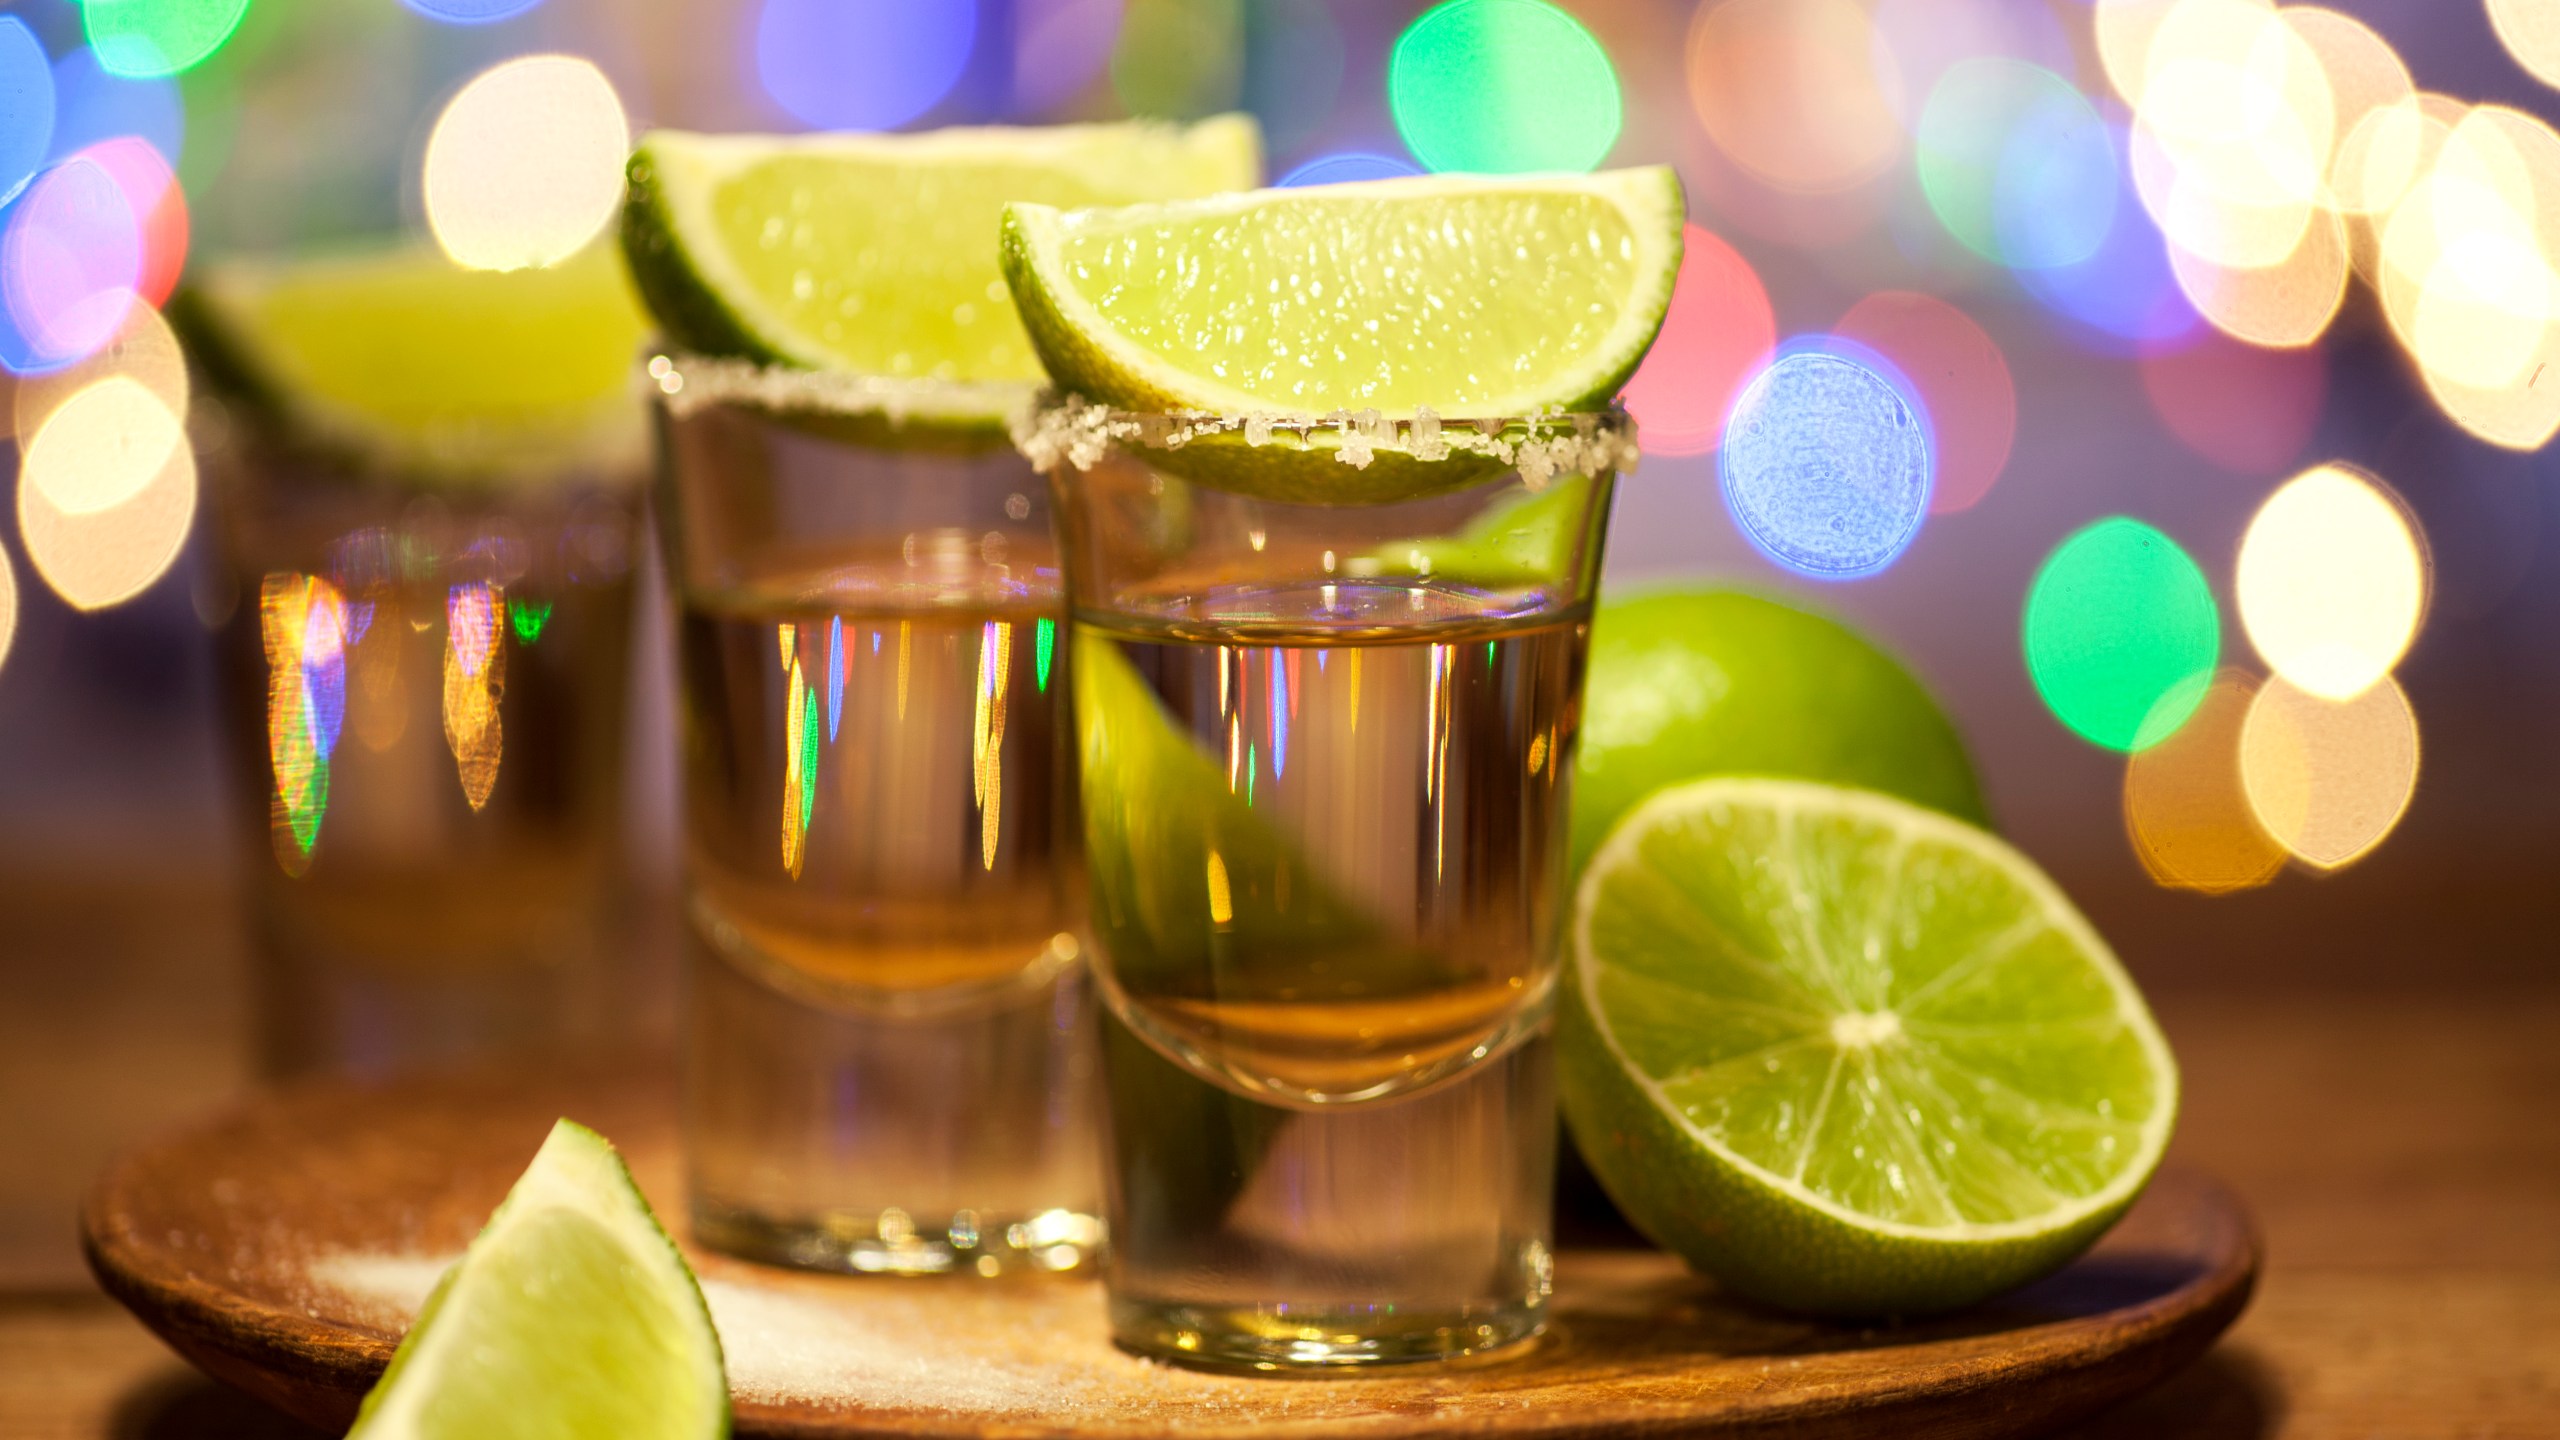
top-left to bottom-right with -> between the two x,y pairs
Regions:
1000,168 -> 1679,497
620,117 -> 1262,400
347,1120 -> 727,1440
1561,778 -> 2176,1316
175,240 -> 648,483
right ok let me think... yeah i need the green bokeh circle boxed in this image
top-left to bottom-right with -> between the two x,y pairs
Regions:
2023,516 -> 2221,752
83,0 -> 252,79
1390,0 -> 1621,175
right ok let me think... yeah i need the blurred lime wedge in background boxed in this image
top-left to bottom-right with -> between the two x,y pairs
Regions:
1572,587 -> 1987,874
620,117 -> 1262,395
174,240 -> 649,482
347,1120 -> 727,1440
1561,777 -> 2176,1317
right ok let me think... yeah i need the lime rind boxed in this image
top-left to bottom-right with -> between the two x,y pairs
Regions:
620,117 -> 1263,429
347,1119 -> 729,1440
1562,777 -> 2176,1316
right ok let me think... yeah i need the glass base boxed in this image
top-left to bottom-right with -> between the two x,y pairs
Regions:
1108,1297 -> 1544,1370
692,1197 -> 1103,1277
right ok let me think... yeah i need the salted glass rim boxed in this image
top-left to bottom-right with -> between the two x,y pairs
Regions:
1014,390 -> 1639,479
643,350 -> 1035,425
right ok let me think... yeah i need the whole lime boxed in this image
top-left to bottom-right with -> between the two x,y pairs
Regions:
1570,587 -> 1986,873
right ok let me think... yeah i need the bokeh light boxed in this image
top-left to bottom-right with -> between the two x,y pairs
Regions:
82,0 -> 249,79
0,544 -> 15,680
49,46 -> 184,169
1391,0 -> 1621,175
1687,0 -> 1902,195
1113,0 -> 1241,121
1834,290 -> 2014,513
2024,516 -> 2220,752
2286,8 -> 2414,215
2488,0 -> 2560,91
0,19 -> 53,205
2140,328 -> 2326,475
2166,202 -> 2347,347
1278,153 -> 1421,188
78,137 -> 188,308
1917,58 -> 2116,270
1870,0 -> 2072,133
13,300 -> 188,444
1240,0 -> 1347,157
2127,0 -> 2333,270
2240,674 -> 2419,870
1719,339 -> 1933,579
1,154 -> 142,373
402,0 -> 550,24
2124,670 -> 2288,894
16,374 -> 197,610
1618,222 -> 1774,457
2016,132 -> 2202,349
2236,465 -> 2426,702
1013,0 -> 1124,117
759,0 -> 975,132
423,55 -> 628,272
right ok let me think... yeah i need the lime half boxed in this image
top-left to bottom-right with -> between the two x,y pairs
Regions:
1561,778 -> 2176,1316
620,117 -> 1261,401
176,241 -> 648,482
1000,169 -> 1681,498
347,1120 -> 727,1440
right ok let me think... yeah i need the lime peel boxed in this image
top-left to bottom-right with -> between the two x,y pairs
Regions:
1563,777 -> 2177,1316
346,1119 -> 729,1440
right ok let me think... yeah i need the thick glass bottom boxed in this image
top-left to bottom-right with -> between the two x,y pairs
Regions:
1108,1296 -> 1544,1370
692,1196 -> 1103,1277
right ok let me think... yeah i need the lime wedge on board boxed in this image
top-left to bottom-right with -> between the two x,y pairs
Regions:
346,1120 -> 728,1440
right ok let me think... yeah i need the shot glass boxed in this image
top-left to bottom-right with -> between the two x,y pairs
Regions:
652,356 -> 1100,1277
1029,402 -> 1635,1368
205,413 -> 642,1078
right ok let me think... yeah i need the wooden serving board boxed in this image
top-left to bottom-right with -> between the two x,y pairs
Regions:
83,1057 -> 2255,1439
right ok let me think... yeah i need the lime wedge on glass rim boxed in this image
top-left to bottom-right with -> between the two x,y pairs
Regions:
346,1120 -> 727,1440
173,240 -> 649,482
619,117 -> 1261,423
999,168 -> 1684,499
1560,777 -> 2177,1317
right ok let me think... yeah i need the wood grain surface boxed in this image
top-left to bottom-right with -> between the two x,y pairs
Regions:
78,1059 -> 2254,1440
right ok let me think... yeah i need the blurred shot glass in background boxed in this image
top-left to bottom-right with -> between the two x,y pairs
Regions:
189,244 -> 651,1079
1028,402 -> 1635,1368
652,356 -> 1100,1277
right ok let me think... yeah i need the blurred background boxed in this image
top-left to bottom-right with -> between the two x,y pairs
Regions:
2,3 -> 2557,1423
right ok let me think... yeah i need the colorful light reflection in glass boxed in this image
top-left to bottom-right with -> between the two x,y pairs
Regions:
758,0 -> 976,132
0,20 -> 53,206
1619,223 -> 1775,458
402,0 -> 549,24
1278,153 -> 1421,187
82,0 -> 249,79
1391,0 -> 1620,175
2024,517 -> 2219,753
264,574 -> 349,877
1917,58 -> 2116,271
1,155 -> 141,374
1719,340 -> 1933,579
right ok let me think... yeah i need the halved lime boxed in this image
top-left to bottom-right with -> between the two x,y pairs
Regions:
620,117 -> 1261,397
174,240 -> 648,482
1000,169 -> 1683,497
1560,778 -> 2176,1316
347,1120 -> 727,1440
